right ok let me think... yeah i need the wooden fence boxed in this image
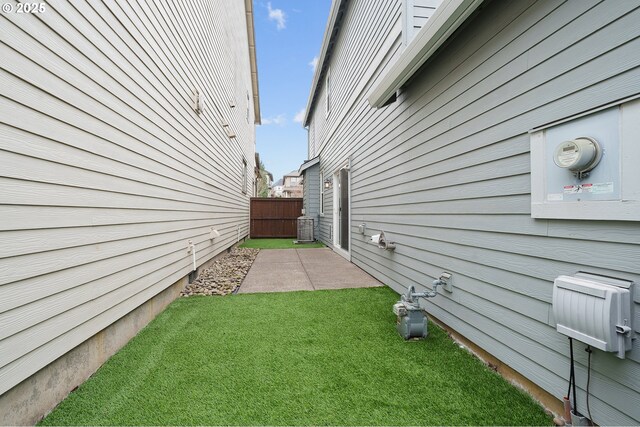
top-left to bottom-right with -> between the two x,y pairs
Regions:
250,197 -> 303,238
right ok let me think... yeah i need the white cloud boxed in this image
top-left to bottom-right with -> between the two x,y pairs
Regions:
267,2 -> 286,30
262,114 -> 286,126
309,56 -> 319,72
293,108 -> 305,123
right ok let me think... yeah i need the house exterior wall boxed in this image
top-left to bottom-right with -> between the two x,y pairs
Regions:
0,0 -> 257,415
306,0 -> 640,425
302,163 -> 321,239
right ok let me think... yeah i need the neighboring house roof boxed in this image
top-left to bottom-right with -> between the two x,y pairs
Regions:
273,178 -> 283,186
303,0 -> 348,127
368,0 -> 484,107
298,156 -> 320,174
244,0 -> 261,124
284,170 -> 301,178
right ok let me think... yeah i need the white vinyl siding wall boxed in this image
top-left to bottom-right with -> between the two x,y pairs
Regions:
0,0 -> 256,396
309,0 -> 640,425
313,0 -> 403,244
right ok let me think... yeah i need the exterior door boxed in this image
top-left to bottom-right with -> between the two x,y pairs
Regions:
339,168 -> 349,251
333,166 -> 350,260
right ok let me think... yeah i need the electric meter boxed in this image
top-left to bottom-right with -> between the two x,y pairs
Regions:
553,137 -> 602,176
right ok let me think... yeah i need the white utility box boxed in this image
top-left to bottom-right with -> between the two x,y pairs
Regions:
553,273 -> 634,359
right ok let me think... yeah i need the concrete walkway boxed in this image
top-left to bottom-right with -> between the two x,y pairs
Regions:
238,248 -> 383,293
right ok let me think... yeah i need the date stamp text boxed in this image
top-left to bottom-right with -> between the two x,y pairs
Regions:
2,3 -> 46,13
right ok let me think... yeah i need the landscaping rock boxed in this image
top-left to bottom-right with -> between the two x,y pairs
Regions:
181,247 -> 259,297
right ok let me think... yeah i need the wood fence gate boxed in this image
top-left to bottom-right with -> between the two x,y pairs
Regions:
250,198 -> 303,238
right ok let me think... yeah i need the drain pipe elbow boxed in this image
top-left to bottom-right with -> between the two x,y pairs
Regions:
405,279 -> 443,301
426,278 -> 443,298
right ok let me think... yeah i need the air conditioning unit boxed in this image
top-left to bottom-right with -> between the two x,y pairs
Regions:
552,272 -> 634,358
296,216 -> 314,243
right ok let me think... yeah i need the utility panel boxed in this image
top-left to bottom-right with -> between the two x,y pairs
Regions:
553,273 -> 634,359
544,108 -> 620,202
530,98 -> 640,221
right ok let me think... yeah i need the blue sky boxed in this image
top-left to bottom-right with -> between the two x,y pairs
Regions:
253,0 -> 332,182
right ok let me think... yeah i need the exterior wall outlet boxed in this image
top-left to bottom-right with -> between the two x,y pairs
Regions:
440,272 -> 453,292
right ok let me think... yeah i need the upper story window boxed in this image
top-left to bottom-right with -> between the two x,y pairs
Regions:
325,67 -> 331,116
246,91 -> 250,123
242,159 -> 247,194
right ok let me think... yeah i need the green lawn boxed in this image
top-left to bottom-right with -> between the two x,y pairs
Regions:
40,288 -> 551,426
240,238 -> 325,249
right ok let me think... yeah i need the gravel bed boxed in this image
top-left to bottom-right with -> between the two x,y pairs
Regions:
181,247 -> 259,297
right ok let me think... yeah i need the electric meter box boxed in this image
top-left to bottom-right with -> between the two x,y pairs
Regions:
530,98 -> 640,221
552,273 -> 634,359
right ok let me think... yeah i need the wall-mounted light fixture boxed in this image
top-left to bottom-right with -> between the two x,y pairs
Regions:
324,178 -> 331,189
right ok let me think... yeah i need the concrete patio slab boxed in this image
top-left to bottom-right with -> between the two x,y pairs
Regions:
251,249 -> 300,264
239,260 -> 313,293
238,248 -> 383,293
295,248 -> 344,264
303,262 -> 382,290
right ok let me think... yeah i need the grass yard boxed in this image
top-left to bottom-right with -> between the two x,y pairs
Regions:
240,238 -> 325,249
40,287 -> 551,426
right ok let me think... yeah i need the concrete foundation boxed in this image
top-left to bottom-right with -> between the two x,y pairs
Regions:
0,243 -> 241,426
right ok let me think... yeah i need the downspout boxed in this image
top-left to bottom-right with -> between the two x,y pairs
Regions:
188,240 -> 197,271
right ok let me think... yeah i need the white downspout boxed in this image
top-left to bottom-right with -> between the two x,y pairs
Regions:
188,240 -> 196,271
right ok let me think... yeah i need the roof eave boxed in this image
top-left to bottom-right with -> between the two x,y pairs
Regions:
302,0 -> 347,127
245,0 -> 261,125
298,156 -> 320,174
367,0 -> 484,108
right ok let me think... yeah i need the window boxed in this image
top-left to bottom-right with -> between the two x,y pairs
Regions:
325,67 -> 331,116
319,171 -> 324,215
242,159 -> 247,194
246,91 -> 250,123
